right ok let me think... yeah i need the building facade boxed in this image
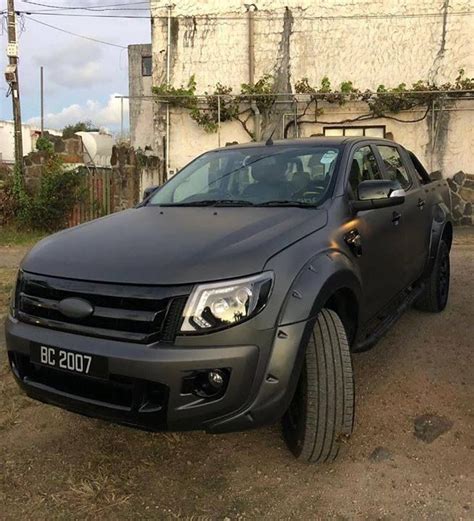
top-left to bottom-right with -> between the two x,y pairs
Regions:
131,0 -> 473,210
128,44 -> 155,151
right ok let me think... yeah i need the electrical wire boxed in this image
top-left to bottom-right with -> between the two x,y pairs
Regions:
13,9 -> 474,20
26,16 -> 127,48
21,0 -> 149,10
19,11 -> 150,19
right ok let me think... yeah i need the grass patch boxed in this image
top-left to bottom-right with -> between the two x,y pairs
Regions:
0,226 -> 47,247
0,268 -> 17,312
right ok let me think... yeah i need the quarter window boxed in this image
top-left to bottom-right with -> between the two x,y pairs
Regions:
376,145 -> 411,190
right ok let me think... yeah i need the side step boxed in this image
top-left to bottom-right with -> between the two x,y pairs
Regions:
353,284 -> 425,352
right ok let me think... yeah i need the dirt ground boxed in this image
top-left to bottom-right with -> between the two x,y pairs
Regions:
0,230 -> 473,520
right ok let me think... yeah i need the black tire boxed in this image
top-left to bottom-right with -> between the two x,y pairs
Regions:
415,239 -> 450,312
282,309 -> 354,463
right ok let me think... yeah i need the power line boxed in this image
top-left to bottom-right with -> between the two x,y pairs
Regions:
21,0 -> 149,9
26,16 -> 127,48
18,11 -> 150,19
11,9 -> 474,20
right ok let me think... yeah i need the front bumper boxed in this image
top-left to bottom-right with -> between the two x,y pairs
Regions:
5,315 -> 309,433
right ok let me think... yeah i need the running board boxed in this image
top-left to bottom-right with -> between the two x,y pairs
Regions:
353,284 -> 425,352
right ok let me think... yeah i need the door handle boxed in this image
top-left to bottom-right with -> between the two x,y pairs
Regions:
392,211 -> 402,225
417,198 -> 426,210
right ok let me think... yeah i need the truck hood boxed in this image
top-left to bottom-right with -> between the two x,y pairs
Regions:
21,206 -> 327,285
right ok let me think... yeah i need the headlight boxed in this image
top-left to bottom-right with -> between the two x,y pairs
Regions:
181,272 -> 274,333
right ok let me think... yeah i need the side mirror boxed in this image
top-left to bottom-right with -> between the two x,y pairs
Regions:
351,180 -> 405,212
143,185 -> 159,201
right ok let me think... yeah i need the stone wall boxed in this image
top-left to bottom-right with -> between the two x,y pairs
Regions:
110,145 -> 141,211
110,146 -> 164,209
23,135 -> 84,194
447,172 -> 474,225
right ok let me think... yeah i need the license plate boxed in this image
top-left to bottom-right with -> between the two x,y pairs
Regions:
30,344 -> 108,379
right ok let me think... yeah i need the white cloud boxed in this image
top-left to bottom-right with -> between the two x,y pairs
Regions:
27,94 -> 129,131
33,41 -> 111,89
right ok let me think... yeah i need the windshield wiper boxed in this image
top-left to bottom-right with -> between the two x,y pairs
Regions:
160,199 -> 254,207
212,199 -> 254,207
257,200 -> 317,208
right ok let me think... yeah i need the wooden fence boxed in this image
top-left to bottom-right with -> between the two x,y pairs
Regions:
68,168 -> 114,227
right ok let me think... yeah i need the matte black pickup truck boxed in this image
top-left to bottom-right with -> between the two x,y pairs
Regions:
5,137 -> 452,463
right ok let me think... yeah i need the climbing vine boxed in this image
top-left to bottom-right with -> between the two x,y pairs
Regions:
153,70 -> 473,137
153,74 -> 276,137
295,69 -> 474,117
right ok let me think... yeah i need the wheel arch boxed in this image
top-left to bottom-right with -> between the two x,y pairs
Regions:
424,203 -> 453,278
278,250 -> 362,347
323,287 -> 359,346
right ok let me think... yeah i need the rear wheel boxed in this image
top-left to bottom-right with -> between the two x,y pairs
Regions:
415,239 -> 450,312
282,309 -> 354,463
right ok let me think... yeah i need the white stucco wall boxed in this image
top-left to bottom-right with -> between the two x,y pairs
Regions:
0,121 -> 61,164
147,0 -> 473,176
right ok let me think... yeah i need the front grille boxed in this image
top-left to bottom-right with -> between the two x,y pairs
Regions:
17,272 -> 190,344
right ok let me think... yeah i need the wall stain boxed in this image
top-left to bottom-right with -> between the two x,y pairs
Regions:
428,0 -> 450,83
183,16 -> 197,48
426,101 -> 451,173
264,7 -> 294,139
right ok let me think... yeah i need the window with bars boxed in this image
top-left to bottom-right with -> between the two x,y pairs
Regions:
323,126 -> 386,138
142,56 -> 152,77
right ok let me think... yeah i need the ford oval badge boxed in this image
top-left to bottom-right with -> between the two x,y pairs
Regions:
58,298 -> 94,319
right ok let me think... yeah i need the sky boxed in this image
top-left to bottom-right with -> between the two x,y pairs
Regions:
0,0 -> 151,133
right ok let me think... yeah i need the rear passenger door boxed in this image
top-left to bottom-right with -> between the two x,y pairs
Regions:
375,144 -> 429,288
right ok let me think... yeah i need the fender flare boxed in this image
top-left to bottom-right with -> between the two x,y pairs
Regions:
424,202 -> 453,278
278,249 -> 362,327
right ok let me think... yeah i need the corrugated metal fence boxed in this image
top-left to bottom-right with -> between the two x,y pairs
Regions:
68,168 -> 114,227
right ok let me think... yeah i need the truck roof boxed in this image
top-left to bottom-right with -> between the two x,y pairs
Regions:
222,136 -> 396,150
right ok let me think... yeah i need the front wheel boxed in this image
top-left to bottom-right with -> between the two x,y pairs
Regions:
415,239 -> 450,312
282,309 -> 354,463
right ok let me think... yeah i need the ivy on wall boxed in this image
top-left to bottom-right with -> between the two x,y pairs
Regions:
153,69 -> 473,137
153,74 -> 275,137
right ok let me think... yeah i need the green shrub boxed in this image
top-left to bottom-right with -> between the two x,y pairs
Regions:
36,136 -> 54,153
16,155 -> 85,232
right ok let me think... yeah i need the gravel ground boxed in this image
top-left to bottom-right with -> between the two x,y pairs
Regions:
0,229 -> 473,520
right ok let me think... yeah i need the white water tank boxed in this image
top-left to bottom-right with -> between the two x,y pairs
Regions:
77,131 -> 113,167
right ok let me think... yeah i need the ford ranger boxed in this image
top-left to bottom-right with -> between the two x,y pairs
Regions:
5,137 -> 452,463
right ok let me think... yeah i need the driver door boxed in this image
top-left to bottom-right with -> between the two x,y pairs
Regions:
347,144 -> 406,322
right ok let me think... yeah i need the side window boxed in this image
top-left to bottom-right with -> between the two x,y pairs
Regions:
349,146 -> 382,195
142,56 -> 152,77
376,145 -> 412,190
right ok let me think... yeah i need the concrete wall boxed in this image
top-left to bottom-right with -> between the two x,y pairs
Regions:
146,0 -> 473,178
128,44 -> 155,151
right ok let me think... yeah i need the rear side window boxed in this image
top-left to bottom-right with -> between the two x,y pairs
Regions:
376,145 -> 412,190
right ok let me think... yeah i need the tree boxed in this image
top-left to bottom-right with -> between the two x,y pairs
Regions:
62,121 -> 97,139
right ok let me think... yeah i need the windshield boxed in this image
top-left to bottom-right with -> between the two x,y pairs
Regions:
148,146 -> 341,207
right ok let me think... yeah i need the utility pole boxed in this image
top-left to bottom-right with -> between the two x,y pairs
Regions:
6,0 -> 24,172
40,66 -> 44,136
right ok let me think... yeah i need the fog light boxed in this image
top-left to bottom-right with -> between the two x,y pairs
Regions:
208,370 -> 224,387
192,369 -> 228,398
